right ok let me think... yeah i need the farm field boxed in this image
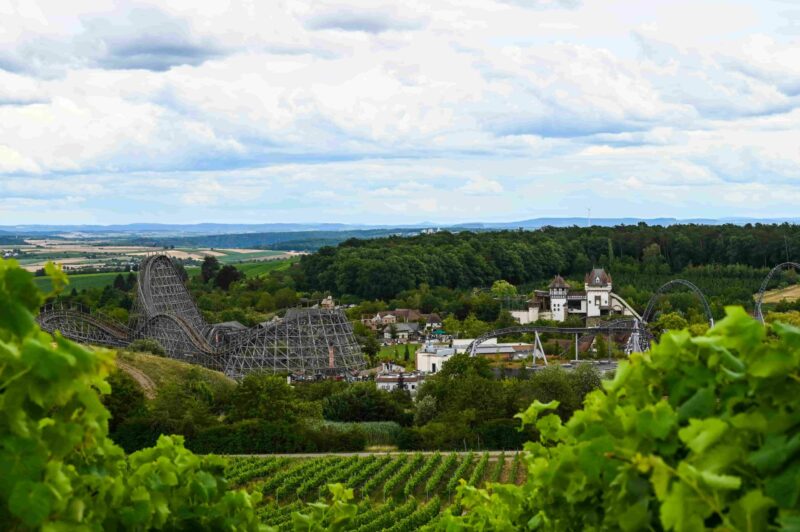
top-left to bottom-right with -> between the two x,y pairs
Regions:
214,249 -> 293,263
224,451 -> 525,530
33,271 -> 122,292
11,238 -> 301,273
32,258 -> 297,292
759,283 -> 800,304
232,257 -> 300,276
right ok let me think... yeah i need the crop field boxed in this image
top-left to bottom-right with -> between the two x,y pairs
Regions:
31,258 -> 296,293
759,284 -> 800,304
224,452 -> 525,530
214,249 -> 292,263
11,239 -> 302,273
33,271 -> 123,292
232,257 -> 299,276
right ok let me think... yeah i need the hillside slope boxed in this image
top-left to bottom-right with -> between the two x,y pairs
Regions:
115,350 -> 235,399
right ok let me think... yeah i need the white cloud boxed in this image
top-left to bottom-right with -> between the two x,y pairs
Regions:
460,176 -> 503,195
0,0 -> 799,224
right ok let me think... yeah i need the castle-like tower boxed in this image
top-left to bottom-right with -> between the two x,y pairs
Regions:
585,268 -> 612,317
549,275 -> 569,321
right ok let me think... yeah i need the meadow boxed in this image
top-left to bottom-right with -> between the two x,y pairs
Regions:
378,343 -> 419,370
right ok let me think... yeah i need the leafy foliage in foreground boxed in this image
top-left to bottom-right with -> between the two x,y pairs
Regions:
443,307 -> 800,530
0,258 -> 264,530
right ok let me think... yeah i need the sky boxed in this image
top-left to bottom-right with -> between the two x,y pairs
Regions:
1,0 -> 800,225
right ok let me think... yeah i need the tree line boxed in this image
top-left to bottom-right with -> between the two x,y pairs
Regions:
295,223 -> 800,301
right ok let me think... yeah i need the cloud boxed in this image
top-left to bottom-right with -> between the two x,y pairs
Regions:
80,7 -> 224,71
305,9 -> 424,33
1,0 -> 800,224
498,0 -> 581,9
460,176 -> 503,195
633,33 -> 799,119
0,5 -> 226,76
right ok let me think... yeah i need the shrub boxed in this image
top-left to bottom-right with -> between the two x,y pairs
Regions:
475,418 -> 531,450
127,338 -> 166,356
568,361 -> 602,403
318,420 -> 403,447
110,417 -> 171,453
188,420 -> 307,454
322,382 -> 408,424
228,371 -> 313,423
104,369 -> 147,432
186,420 -> 367,454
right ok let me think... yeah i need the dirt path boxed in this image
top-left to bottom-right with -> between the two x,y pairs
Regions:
117,360 -> 157,399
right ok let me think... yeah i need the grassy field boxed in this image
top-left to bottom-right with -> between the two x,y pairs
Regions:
225,451 -> 525,528
33,271 -> 122,293
215,250 -> 288,263
233,257 -> 299,276
378,343 -> 418,370
760,284 -> 800,304
33,258 -> 296,293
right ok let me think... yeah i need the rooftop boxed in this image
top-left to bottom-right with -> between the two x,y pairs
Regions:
549,275 -> 569,289
585,268 -> 612,287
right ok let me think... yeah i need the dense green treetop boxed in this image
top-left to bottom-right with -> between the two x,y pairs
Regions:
297,224 -> 799,301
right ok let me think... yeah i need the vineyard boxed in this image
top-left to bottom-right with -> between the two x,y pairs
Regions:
224,452 -> 526,529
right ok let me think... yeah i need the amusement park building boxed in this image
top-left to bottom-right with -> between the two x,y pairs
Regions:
510,268 -> 639,324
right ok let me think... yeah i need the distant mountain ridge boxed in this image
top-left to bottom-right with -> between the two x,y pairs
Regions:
3,217 -> 799,235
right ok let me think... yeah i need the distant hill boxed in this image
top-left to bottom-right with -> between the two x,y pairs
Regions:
124,228 -> 427,251
0,222 -> 416,235
4,217 -> 800,237
0,230 -> 28,245
454,217 -> 800,229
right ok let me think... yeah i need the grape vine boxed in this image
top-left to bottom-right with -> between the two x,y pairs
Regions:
425,452 -> 458,497
383,453 -> 425,500
445,452 -> 474,497
490,451 -> 506,483
404,452 -> 441,497
361,455 -> 407,498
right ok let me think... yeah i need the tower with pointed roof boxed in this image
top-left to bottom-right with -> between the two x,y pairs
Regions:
585,267 -> 612,317
549,275 -> 569,321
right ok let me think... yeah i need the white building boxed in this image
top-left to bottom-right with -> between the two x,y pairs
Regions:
510,268 -> 639,324
416,345 -> 456,374
375,372 -> 425,395
416,340 -> 537,374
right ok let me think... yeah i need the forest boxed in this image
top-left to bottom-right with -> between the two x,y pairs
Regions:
297,223 -> 798,302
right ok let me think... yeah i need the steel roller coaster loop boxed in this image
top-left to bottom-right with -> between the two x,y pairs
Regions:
641,279 -> 715,328
754,262 -> 800,324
